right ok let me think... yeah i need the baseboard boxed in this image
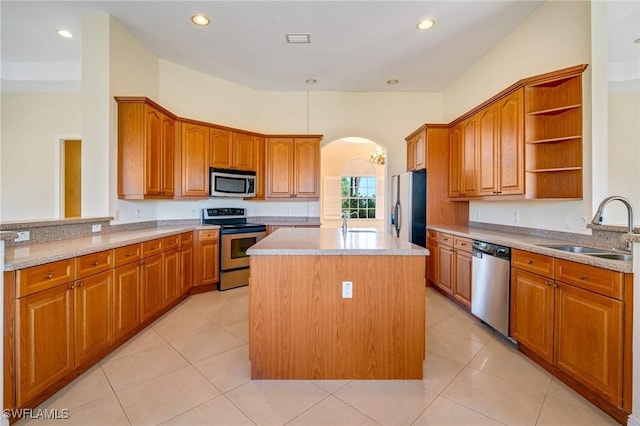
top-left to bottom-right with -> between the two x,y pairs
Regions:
627,414 -> 640,426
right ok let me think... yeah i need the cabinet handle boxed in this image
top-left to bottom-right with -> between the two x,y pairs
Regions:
77,282 -> 84,287
125,252 -> 132,257
150,246 -> 155,250
92,261 -> 99,266
553,283 -> 559,288
460,242 -> 467,246
139,260 -> 145,265
46,273 -> 53,279
527,259 -> 533,264
578,274 -> 587,280
545,281 -> 552,286
68,284 -> 75,289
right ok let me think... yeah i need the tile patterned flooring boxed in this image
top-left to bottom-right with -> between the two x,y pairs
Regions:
17,287 -> 620,426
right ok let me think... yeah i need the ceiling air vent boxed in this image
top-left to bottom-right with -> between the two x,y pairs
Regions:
285,33 -> 310,44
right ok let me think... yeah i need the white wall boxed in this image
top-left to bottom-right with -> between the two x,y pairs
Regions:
444,1 -> 592,233
0,93 -> 81,220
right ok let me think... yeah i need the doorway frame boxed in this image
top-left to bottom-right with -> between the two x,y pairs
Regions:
53,134 -> 82,218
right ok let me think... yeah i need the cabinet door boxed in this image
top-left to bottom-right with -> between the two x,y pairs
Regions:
181,123 -> 210,197
266,138 -> 294,198
253,136 -> 266,199
407,137 -> 416,171
144,106 -> 163,195
163,249 -> 181,305
453,250 -> 472,308
497,89 -> 524,195
17,284 -> 74,405
294,138 -> 320,198
477,104 -> 498,196
140,254 -> 163,321
180,244 -> 194,294
233,132 -> 255,170
510,268 -> 554,363
448,124 -> 463,197
461,116 -> 478,196
210,128 -> 233,169
436,245 -> 454,295
197,240 -> 219,286
555,283 -> 623,406
426,238 -> 438,286
74,270 -> 113,365
160,114 -> 175,197
414,133 -> 426,171
113,261 -> 140,340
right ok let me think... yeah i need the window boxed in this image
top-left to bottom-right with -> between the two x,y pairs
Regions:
341,176 -> 376,219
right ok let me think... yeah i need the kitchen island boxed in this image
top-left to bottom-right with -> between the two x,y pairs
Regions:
246,228 -> 429,380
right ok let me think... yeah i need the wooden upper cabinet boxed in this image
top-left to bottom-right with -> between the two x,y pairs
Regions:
449,117 -> 478,198
116,98 -> 175,199
406,132 -> 426,171
210,128 -> 233,169
477,103 -> 499,196
448,124 -> 463,197
266,137 -> 320,199
178,122 -> 210,198
210,128 -> 255,171
266,138 -> 295,198
252,136 -> 266,200
496,89 -> 524,195
294,138 -> 320,198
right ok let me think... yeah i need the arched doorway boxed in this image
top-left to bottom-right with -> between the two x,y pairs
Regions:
320,137 -> 387,232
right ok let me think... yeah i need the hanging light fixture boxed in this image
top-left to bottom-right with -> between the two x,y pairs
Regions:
369,147 -> 385,165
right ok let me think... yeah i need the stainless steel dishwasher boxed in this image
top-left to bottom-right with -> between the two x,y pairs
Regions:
471,240 -> 511,338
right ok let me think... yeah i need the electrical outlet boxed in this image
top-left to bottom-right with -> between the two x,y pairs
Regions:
191,209 -> 196,218
513,212 -> 518,224
14,231 -> 30,242
342,281 -> 353,298
92,224 -> 102,233
113,210 -> 120,221
135,209 -> 141,219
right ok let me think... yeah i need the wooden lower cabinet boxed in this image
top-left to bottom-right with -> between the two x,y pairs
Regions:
74,270 -> 113,366
426,236 -> 438,286
179,236 -> 194,295
113,261 -> 140,340
195,229 -> 220,287
510,249 -> 630,421
162,249 -> 181,305
16,283 -> 74,406
140,253 -> 163,322
434,232 -> 472,308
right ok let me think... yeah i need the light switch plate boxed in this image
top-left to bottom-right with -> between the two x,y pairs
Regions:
92,224 -> 102,233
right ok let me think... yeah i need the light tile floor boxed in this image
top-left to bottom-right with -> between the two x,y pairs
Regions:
17,287 -> 620,426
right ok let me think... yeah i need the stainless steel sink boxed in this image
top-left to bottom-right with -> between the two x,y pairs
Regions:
585,252 -> 633,261
536,244 -> 611,254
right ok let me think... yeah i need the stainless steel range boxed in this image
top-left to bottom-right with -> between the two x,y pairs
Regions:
202,208 -> 267,290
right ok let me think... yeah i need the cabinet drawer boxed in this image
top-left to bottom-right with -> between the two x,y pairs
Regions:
555,259 -> 623,300
114,244 -> 141,267
16,259 -> 75,298
163,234 -> 180,251
512,249 -> 554,278
76,250 -> 113,279
437,233 -> 453,247
199,229 -> 219,241
180,232 -> 194,246
142,239 -> 163,258
454,236 -> 472,253
427,230 -> 438,240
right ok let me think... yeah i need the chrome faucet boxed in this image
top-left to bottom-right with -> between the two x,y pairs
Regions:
591,196 -> 635,251
341,211 -> 357,234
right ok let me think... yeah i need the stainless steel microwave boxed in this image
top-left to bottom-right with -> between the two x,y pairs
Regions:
210,168 -> 256,197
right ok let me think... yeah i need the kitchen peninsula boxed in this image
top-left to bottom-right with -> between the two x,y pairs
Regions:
246,228 -> 429,380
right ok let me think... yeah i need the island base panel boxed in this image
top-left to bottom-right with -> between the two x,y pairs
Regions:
249,255 -> 426,379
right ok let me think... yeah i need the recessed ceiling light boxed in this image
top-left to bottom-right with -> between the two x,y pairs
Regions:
305,79 -> 318,85
634,37 -> 640,44
191,14 -> 210,26
286,33 -> 311,44
416,19 -> 435,31
56,29 -> 73,38
386,79 -> 400,85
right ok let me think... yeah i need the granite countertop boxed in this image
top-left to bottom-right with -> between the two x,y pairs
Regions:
0,231 -> 18,242
247,228 -> 429,256
4,226 -> 215,271
428,225 -> 633,273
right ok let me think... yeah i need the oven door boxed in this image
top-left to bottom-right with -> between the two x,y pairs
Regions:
221,231 -> 266,270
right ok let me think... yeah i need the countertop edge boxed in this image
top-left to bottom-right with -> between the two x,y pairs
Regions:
428,225 -> 632,273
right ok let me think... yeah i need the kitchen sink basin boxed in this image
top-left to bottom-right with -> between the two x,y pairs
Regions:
585,252 -> 633,261
536,244 -> 611,254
